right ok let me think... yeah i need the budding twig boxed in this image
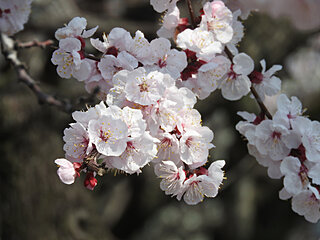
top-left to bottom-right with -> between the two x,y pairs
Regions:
0,33 -> 73,113
16,39 -> 54,49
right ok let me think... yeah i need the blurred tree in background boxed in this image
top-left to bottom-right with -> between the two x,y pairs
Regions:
1,0 -> 320,239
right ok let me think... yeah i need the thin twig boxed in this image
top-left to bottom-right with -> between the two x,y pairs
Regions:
16,39 -> 54,49
0,33 -> 73,113
186,0 -> 196,28
250,86 -> 273,119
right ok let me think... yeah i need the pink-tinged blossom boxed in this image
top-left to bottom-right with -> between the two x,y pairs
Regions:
193,55 -> 231,99
106,132 -> 158,174
292,117 -> 320,163
200,0 -> 234,44
91,28 -> 133,54
72,101 -> 108,128
98,51 -> 138,81
179,126 -> 214,168
150,0 -> 178,13
88,115 -> 129,156
145,86 -> 197,134
154,160 -> 186,197
280,156 -> 308,195
51,37 -> 91,81
155,132 -> 182,165
291,187 -> 320,223
177,28 -> 223,62
250,60 -> 282,101
273,94 -> 302,129
182,160 -> 225,205
54,158 -> 79,185
308,163 -> 320,185
157,5 -> 180,38
247,144 -> 282,179
226,10 -> 244,55
149,38 -> 187,79
55,17 -> 98,40
255,119 -> 301,161
128,31 -> 153,65
0,0 -> 32,36
124,67 -> 175,106
63,122 -> 91,162
218,53 -> 254,101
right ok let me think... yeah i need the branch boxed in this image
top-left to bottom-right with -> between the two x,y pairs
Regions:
16,39 -> 54,49
250,86 -> 273,119
186,0 -> 196,28
0,34 -> 73,113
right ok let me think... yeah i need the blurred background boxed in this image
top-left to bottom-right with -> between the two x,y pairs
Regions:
1,0 -> 320,239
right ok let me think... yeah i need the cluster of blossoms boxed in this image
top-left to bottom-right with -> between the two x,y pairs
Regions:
48,0 -> 320,219
2,0 -> 320,226
236,94 -> 320,222
0,0 -> 33,36
51,8 -> 229,204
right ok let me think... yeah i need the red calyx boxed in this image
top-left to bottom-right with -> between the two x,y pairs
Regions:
253,112 -> 265,125
73,162 -> 82,177
180,50 -> 207,81
76,36 -> 86,49
106,46 -> 118,57
250,70 -> 264,84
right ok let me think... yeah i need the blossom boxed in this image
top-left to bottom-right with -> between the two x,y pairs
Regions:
98,51 -> 138,81
154,160 -> 186,197
149,37 -> 187,79
179,126 -> 214,168
250,60 -> 282,101
51,37 -> 91,81
273,94 -> 302,129
255,119 -> 300,161
291,187 -> 320,223
123,67 -> 175,106
177,28 -> 223,62
54,158 -> 80,185
0,0 -> 32,36
106,132 -> 158,174
63,122 -> 91,162
150,0 -> 178,13
200,0 -> 233,44
218,53 -> 254,101
280,156 -> 308,195
226,10 -> 244,55
55,16 -> 98,40
157,5 -> 180,38
182,160 -> 225,205
88,115 -> 129,156
292,117 -> 320,163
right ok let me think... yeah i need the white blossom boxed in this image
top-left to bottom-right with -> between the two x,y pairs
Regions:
200,0 -> 233,44
177,28 -> 223,62
0,0 -> 33,36
54,158 -> 78,185
218,53 -> 254,101
251,60 -> 282,101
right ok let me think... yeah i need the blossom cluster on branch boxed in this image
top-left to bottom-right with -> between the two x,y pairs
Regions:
1,0 -> 320,223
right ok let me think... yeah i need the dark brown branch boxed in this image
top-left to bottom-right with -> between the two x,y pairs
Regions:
0,34 -> 73,113
186,0 -> 197,28
16,39 -> 54,49
250,86 -> 273,119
